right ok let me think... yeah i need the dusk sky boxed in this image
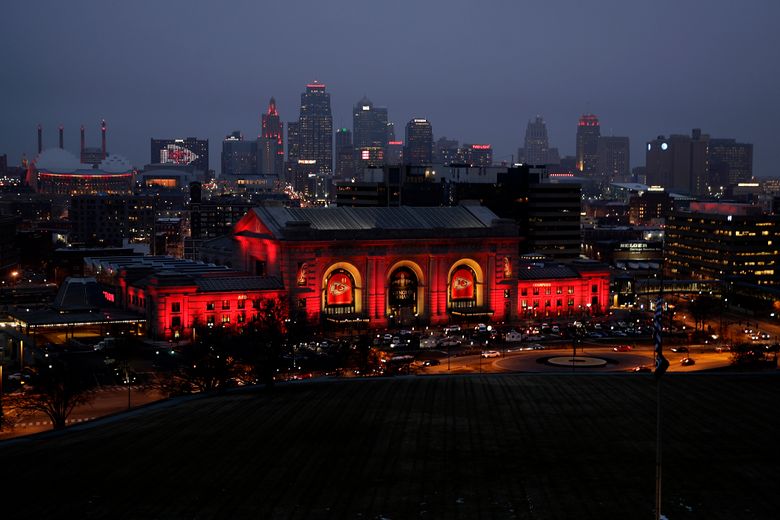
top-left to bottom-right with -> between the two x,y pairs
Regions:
2,0 -> 779,176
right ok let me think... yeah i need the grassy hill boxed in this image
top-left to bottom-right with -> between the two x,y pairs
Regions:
1,373 -> 778,519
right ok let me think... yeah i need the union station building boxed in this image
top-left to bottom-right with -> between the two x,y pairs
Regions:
81,205 -> 610,340
199,204 -> 611,332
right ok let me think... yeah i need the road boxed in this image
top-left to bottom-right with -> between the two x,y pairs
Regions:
421,344 -> 734,374
1,385 -> 164,439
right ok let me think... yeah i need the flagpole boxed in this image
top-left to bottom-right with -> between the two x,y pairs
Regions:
655,367 -> 662,520
654,240 -> 668,520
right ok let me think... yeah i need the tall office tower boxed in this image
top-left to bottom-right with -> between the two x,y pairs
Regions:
335,128 -> 355,179
597,136 -> 630,182
708,138 -> 753,186
646,129 -> 709,195
261,97 -> 284,178
151,137 -> 210,174
524,116 -> 550,165
385,141 -> 404,165
353,96 -> 389,150
434,137 -> 459,165
386,122 -> 396,143
404,119 -> 433,165
286,121 -> 301,187
353,96 -> 388,169
221,131 -> 258,178
287,122 -> 300,163
575,114 -> 600,174
298,81 -> 333,176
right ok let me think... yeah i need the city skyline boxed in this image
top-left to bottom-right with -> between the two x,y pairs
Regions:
2,1 -> 779,175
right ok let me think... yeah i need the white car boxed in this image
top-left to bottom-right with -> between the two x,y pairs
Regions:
481,350 -> 501,358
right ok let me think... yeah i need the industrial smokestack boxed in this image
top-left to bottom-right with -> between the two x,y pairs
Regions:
80,125 -> 85,157
37,124 -> 42,154
101,119 -> 107,159
59,125 -> 64,149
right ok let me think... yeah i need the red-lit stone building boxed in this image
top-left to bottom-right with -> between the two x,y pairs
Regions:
83,206 -> 610,340
516,261 -> 611,319
201,205 -> 611,330
85,256 -> 284,340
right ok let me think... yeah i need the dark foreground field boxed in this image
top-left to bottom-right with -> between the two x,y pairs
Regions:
1,373 -> 778,519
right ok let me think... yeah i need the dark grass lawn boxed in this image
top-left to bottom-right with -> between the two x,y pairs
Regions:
1,373 -> 778,519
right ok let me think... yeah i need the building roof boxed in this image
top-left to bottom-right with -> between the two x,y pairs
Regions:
35,148 -> 133,175
246,205 -> 516,240
516,264 -> 579,280
52,277 -> 105,311
194,275 -> 283,292
85,255 -> 232,276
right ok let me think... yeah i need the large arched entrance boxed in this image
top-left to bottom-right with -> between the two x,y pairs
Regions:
387,265 -> 420,326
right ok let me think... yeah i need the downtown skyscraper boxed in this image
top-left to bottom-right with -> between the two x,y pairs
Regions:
353,96 -> 389,168
523,116 -> 550,165
575,114 -> 600,175
261,97 -> 284,178
404,119 -> 433,165
298,81 -> 333,176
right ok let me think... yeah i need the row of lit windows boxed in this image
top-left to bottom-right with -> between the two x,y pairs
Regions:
522,299 -> 575,308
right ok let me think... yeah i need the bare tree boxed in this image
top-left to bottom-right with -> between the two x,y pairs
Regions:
14,358 -> 96,430
237,298 -> 289,388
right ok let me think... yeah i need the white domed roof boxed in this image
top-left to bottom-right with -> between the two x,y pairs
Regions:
35,148 -> 84,173
98,154 -> 133,173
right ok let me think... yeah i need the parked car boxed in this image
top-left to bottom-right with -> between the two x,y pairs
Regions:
612,345 -> 632,352
504,330 -> 524,342
8,371 -> 31,381
481,350 -> 501,358
680,357 -> 696,366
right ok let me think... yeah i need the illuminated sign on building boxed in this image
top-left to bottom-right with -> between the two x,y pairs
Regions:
619,242 -> 649,250
389,268 -> 417,307
160,144 -> 199,165
327,272 -> 353,306
450,267 -> 475,300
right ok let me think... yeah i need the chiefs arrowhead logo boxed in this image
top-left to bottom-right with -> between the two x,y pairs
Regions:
454,276 -> 472,289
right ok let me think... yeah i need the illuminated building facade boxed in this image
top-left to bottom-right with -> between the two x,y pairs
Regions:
84,255 -> 285,340
352,96 -> 389,167
465,144 -> 493,167
628,189 -> 673,225
151,137 -> 210,174
261,97 -> 285,178
665,202 -> 780,286
523,116 -> 550,165
201,205 -> 610,329
221,131 -> 258,178
335,128 -> 355,179
597,136 -> 630,182
69,194 -> 156,247
575,114 -> 600,174
645,129 -> 708,195
708,138 -> 753,186
298,81 -> 333,176
516,260 -> 611,318
34,148 -> 133,196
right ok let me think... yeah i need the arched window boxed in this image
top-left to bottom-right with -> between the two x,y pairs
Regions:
323,269 -> 356,316
389,267 -> 418,311
449,265 -> 477,310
